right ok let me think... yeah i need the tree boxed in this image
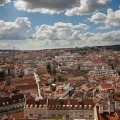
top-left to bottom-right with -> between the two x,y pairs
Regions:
52,67 -> 56,75
5,80 -> 12,86
77,64 -> 81,71
58,74 -> 67,82
47,62 -> 51,74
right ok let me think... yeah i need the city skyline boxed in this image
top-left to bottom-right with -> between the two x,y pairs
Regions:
0,0 -> 120,50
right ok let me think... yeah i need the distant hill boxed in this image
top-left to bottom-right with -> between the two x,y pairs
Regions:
93,45 -> 120,51
0,44 -> 120,52
0,49 -> 20,53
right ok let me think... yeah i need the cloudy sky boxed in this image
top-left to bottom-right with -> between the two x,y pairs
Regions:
0,0 -> 120,50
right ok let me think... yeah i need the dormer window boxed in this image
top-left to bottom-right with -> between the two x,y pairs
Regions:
6,102 -> 9,105
70,105 -> 72,108
35,105 -> 37,108
84,105 -> 87,109
30,104 -> 33,108
58,105 -> 61,109
19,99 -> 21,102
75,105 -> 78,109
48,105 -> 51,108
17,105 -> 20,108
43,104 -> 46,108
13,100 -> 16,103
39,105 -> 41,108
3,102 -> 5,106
22,98 -> 25,101
52,105 -> 54,109
56,105 -> 58,109
89,105 -> 92,109
26,104 -> 28,108
79,105 -> 82,109
63,105 -> 65,109
66,105 -> 69,109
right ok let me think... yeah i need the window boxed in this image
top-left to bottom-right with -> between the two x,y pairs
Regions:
38,114 -> 42,119
79,111 -> 84,118
89,114 -> 93,118
43,111 -> 46,115
66,115 -> 69,118
103,104 -> 108,110
30,113 -> 33,117
52,114 -> 56,118
30,111 -> 33,117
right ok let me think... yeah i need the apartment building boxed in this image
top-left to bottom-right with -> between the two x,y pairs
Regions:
0,93 -> 25,117
24,97 -> 98,120
88,69 -> 118,78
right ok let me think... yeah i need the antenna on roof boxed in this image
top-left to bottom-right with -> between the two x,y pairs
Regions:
34,73 -> 43,100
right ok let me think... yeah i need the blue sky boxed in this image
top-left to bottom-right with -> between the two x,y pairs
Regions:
0,0 -> 120,50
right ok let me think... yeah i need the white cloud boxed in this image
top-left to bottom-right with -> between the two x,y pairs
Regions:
14,0 -> 111,15
0,0 -> 10,6
15,23 -> 120,50
14,0 -> 78,14
0,17 -> 31,40
0,42 -> 12,49
65,0 -> 111,16
29,23 -> 120,50
90,9 -> 120,26
74,23 -> 89,30
98,0 -> 112,4
1,29 -> 119,50
32,22 -> 88,41
90,12 -> 106,23
97,25 -> 111,30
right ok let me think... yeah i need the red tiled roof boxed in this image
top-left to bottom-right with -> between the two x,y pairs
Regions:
100,84 -> 111,89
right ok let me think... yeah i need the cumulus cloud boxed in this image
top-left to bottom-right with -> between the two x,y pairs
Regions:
1,28 -> 119,50
14,21 -> 119,50
0,17 -> 31,40
98,0 -> 112,4
65,0 -> 111,16
97,25 -> 111,30
15,30 -> 120,50
74,23 -> 89,30
90,9 -> 120,26
90,12 -> 106,23
14,0 -> 78,14
0,42 -> 12,49
0,0 -> 10,6
32,22 -> 89,41
14,0 -> 111,15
